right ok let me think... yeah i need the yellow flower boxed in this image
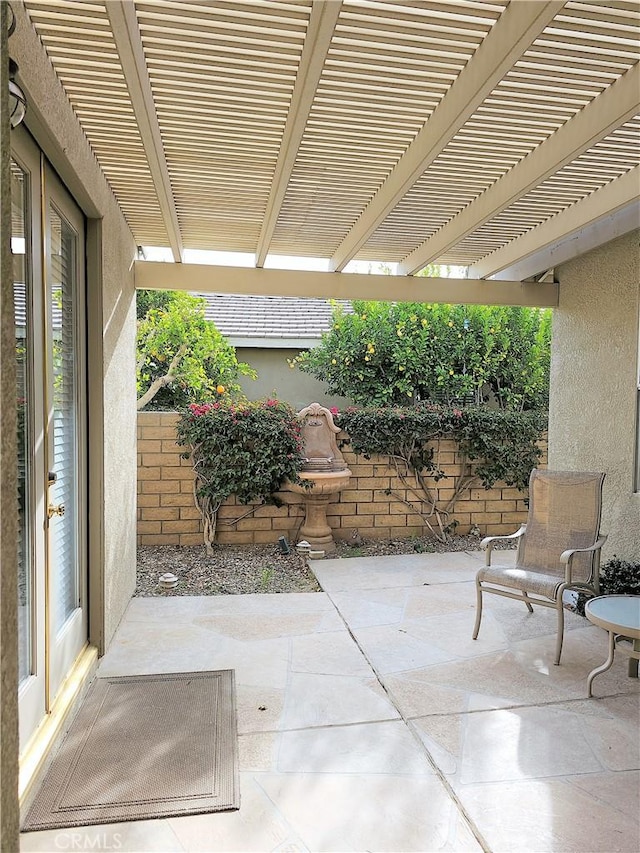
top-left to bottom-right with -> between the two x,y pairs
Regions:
448,321 -> 454,327
490,327 -> 495,333
398,365 -> 405,371
216,384 -> 226,394
331,359 -> 337,365
421,318 -> 428,327
365,356 -> 370,361
449,370 -> 454,376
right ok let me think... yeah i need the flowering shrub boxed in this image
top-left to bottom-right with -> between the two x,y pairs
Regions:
337,405 -> 546,541
176,398 -> 306,552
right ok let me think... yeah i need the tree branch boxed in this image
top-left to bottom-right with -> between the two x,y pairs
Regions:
136,344 -> 187,410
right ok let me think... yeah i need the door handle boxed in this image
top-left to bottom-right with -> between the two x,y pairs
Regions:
47,504 -> 65,519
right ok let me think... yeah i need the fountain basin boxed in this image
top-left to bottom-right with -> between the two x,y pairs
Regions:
290,470 -> 352,495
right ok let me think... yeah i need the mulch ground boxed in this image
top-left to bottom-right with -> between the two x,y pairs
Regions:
135,533 -> 503,597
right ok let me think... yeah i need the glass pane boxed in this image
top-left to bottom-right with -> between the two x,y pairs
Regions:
12,160 -> 32,684
49,208 -> 79,630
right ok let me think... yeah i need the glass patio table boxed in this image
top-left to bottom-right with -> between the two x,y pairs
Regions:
585,595 -> 640,697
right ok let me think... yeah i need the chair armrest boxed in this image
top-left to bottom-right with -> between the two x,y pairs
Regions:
560,535 -> 608,582
481,525 -> 526,566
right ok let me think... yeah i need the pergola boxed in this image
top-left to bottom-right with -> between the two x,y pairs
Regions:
2,5 -> 640,848
21,0 -> 640,305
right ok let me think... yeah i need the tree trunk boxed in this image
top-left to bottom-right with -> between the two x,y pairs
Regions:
136,345 -> 186,410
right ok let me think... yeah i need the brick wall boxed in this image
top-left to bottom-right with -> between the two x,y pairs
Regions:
137,412 -> 547,547
137,413 -> 204,546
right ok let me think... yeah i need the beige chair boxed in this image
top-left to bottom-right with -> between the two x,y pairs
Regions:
472,469 -> 607,664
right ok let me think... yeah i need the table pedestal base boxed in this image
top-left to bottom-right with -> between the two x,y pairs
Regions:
587,632 -> 640,697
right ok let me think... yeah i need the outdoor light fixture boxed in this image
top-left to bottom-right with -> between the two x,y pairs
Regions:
9,59 -> 27,128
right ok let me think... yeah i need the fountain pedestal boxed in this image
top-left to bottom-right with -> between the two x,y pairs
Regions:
286,402 -> 352,554
287,470 -> 352,553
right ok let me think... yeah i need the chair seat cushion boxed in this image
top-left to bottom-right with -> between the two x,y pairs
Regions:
477,564 -> 563,600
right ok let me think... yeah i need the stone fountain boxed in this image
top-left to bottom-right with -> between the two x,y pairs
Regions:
286,402 -> 352,554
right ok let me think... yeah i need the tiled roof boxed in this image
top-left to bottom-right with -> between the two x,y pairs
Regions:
199,294 -> 352,342
15,284 -> 349,344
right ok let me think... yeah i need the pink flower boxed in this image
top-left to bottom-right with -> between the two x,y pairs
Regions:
189,402 -> 213,416
329,406 -> 339,415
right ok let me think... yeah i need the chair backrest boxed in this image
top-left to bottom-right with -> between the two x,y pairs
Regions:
518,469 -> 605,583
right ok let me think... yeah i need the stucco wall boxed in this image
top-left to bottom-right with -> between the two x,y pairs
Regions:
1,6 -> 20,847
235,346 -> 352,411
101,231 -> 138,645
12,3 -> 138,648
549,229 -> 640,561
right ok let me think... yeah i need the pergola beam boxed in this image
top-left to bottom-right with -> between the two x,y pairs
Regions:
134,261 -> 558,308
399,63 -> 640,276
255,1 -> 342,268
468,166 -> 640,280
106,1 -> 183,262
328,1 -> 564,273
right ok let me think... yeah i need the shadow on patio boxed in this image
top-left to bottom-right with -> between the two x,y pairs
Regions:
22,550 -> 639,853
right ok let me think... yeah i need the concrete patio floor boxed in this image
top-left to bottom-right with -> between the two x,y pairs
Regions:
21,550 -> 639,852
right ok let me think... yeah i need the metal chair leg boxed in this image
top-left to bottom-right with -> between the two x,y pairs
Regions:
554,593 -> 565,665
521,591 -> 534,613
472,579 -> 483,640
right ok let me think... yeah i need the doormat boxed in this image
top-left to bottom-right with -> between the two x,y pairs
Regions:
23,670 -> 239,831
